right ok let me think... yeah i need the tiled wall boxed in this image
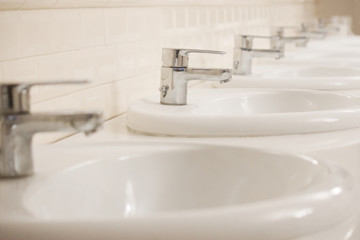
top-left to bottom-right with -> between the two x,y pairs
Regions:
0,0 -> 316,143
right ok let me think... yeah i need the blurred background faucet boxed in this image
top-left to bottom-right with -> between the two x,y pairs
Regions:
234,35 -> 282,75
0,81 -> 103,177
300,23 -> 327,39
160,48 -> 232,105
317,18 -> 341,34
271,27 -> 309,57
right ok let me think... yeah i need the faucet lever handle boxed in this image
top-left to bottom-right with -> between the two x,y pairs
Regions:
179,49 -> 225,56
0,80 -> 88,114
162,48 -> 225,68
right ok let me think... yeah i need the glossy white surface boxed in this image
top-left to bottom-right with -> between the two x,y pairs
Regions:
219,37 -> 360,95
127,89 -> 360,137
264,66 -> 360,79
221,66 -> 360,91
0,142 -> 358,240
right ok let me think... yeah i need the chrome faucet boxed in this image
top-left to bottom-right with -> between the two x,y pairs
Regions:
233,35 -> 282,75
317,18 -> 340,34
160,48 -> 232,105
0,81 -> 103,177
271,27 -> 309,56
300,23 -> 327,39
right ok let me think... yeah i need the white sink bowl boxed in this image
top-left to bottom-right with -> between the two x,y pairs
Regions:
0,142 -> 357,240
127,89 -> 360,136
219,66 -> 360,97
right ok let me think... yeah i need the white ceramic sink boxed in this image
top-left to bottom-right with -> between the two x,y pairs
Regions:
127,89 -> 360,136
263,66 -> 360,79
0,142 -> 357,240
283,50 -> 360,65
219,66 -> 360,95
305,36 -> 360,51
322,51 -> 360,60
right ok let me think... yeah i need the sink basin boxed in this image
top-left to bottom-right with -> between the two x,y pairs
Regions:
127,89 -> 360,136
0,142 -> 357,240
219,66 -> 360,93
23,145 -> 327,217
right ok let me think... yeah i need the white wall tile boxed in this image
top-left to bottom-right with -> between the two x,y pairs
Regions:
225,7 -> 233,23
0,1 -> 316,143
0,11 -> 19,61
37,51 -> 91,102
104,8 -> 127,44
174,7 -> 186,29
93,45 -> 117,83
38,51 -> 74,80
71,48 -> 96,80
55,0 -> 108,9
186,7 -> 198,29
208,7 -> 218,27
136,40 -> 158,75
218,7 -> 225,25
21,0 -> 57,9
198,7 -> 208,27
116,73 -> 158,110
1,57 -> 38,81
32,99 -> 54,112
143,8 -> 161,39
0,0 -> 315,10
80,0 -> 109,8
80,9 -> 105,48
19,10 -> 53,57
117,42 -> 138,79
0,0 -> 23,10
81,84 -> 114,119
125,8 -> 145,41
52,9 -> 81,51
161,7 -> 175,30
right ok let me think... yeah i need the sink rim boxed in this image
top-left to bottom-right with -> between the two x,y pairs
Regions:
127,89 -> 360,137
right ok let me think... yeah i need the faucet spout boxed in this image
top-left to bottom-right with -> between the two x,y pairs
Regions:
15,112 -> 103,136
234,48 -> 282,75
160,67 -> 232,105
302,31 -> 327,39
272,36 -> 309,55
287,37 -> 309,47
186,68 -> 232,83
250,49 -> 283,59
